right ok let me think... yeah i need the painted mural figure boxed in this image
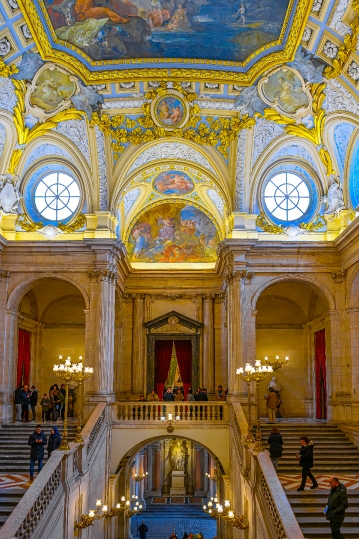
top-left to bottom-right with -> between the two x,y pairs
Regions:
167,4 -> 191,31
275,77 -> 308,112
147,0 -> 171,28
73,0 -> 130,23
156,216 -> 176,242
233,3 -> 246,25
154,172 -> 194,195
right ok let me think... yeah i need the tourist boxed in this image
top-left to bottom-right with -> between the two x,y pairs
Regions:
295,436 -> 318,491
28,424 -> 47,481
174,389 -> 184,401
54,388 -> 65,422
326,476 -> 348,539
14,385 -> 23,422
163,388 -> 174,401
48,389 -> 55,421
186,389 -> 195,401
216,385 -> 226,401
139,395 -> 146,401
40,393 -> 50,422
169,533 -> 178,539
147,389 -> 159,401
138,521 -> 148,539
21,384 -> 31,422
264,388 -> 279,424
29,385 -> 38,422
48,427 -> 62,457
267,426 -> 284,472
182,533 -> 188,539
60,384 -> 66,419
202,388 -> 209,401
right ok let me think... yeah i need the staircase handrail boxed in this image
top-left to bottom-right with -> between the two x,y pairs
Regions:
0,451 -> 63,539
257,451 -> 305,539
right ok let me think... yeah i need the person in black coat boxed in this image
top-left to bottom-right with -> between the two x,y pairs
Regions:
14,386 -> 23,422
326,476 -> 348,539
268,426 -> 284,472
28,424 -> 47,480
48,427 -> 62,457
163,388 -> 174,401
139,522 -> 148,539
296,436 -> 318,491
29,385 -> 38,422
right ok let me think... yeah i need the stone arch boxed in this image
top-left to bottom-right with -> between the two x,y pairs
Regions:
7,274 -> 90,312
251,275 -> 335,312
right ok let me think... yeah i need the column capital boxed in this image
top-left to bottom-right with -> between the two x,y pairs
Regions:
0,271 -> 10,281
202,293 -> 215,303
132,293 -> 145,302
88,268 -> 118,283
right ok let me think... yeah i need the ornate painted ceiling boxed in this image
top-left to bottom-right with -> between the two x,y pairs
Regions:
0,0 -> 358,269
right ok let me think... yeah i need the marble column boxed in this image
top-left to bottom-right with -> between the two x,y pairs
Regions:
203,294 -> 215,394
153,442 -> 162,495
194,445 -> 203,495
132,294 -> 145,396
139,451 -> 145,502
220,290 -> 228,390
88,269 -> 117,401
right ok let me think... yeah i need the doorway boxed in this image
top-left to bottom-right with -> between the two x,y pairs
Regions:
315,329 -> 327,419
155,340 -> 192,400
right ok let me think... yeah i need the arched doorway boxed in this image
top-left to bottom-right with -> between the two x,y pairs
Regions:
113,435 -> 227,539
254,280 -> 329,419
145,312 -> 202,399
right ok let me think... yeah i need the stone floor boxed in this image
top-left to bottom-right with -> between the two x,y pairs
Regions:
0,474 -> 31,490
278,474 -> 359,490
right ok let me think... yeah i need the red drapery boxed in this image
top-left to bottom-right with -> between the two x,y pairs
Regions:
155,340 -> 174,400
174,340 -> 192,398
315,329 -> 327,419
17,329 -> 31,387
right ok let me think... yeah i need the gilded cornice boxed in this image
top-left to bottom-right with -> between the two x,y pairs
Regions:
17,0 -> 312,86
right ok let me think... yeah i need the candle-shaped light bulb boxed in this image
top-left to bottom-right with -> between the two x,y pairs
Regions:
264,356 -> 268,361
217,505 -> 223,513
209,509 -> 212,514
268,366 -> 273,372
89,510 -> 95,518
134,507 -> 138,511
208,501 -> 213,507
126,501 -> 130,506
285,356 -> 289,361
224,500 -> 230,507
203,505 -> 207,510
214,497 -> 218,503
102,505 -> 108,513
79,355 -> 82,360
96,499 -> 102,507
228,510 -> 234,518
59,355 -> 62,360
121,496 -> 125,501
168,413 -> 173,420
116,503 -> 121,509
255,359 -> 261,367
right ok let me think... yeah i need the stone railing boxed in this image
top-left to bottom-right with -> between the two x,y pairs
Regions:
0,402 -> 108,539
115,401 -> 229,422
257,452 -> 305,539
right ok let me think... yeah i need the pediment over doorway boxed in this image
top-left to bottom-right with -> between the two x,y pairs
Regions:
145,311 -> 202,335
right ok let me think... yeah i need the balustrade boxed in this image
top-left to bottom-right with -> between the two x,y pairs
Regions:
116,401 -> 229,422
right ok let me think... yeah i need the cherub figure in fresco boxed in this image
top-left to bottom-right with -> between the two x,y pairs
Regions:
167,4 -> 191,31
147,0 -> 171,28
169,106 -> 183,124
74,0 -> 130,23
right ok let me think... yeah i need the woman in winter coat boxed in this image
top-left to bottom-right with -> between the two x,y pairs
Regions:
268,426 -> 284,471
296,436 -> 318,491
48,427 -> 62,457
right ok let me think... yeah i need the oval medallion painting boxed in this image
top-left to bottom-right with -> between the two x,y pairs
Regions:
155,96 -> 186,128
127,203 -> 219,263
153,171 -> 194,195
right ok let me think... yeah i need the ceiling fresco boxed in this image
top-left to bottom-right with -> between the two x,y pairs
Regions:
18,0 -> 312,84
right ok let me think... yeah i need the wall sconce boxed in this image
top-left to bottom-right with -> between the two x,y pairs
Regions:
161,413 -> 180,433
135,472 -> 148,482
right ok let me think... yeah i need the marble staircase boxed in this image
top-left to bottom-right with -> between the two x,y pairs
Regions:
261,422 -> 359,538
0,422 -> 78,529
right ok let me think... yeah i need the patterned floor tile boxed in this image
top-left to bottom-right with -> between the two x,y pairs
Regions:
278,474 -> 359,490
0,473 -> 31,490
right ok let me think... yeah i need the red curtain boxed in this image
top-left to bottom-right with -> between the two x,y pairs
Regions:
174,340 -> 192,398
17,329 -> 31,387
155,340 -> 174,400
315,329 -> 327,419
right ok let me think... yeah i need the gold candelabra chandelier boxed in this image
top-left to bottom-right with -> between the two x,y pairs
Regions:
53,355 -> 94,449
236,360 -> 274,451
205,472 -> 217,482
203,497 -> 248,530
134,472 -> 148,482
264,355 -> 289,370
161,413 -> 180,433
75,496 -> 142,529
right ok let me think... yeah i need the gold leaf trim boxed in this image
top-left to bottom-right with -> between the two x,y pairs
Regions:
298,216 -> 325,231
57,213 -> 86,232
256,213 -> 286,234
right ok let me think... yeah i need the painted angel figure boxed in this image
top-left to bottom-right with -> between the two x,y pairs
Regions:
322,175 -> 345,216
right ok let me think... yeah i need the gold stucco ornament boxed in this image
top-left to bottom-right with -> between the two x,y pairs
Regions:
298,216 -> 325,232
91,82 -> 255,159
324,0 -> 359,79
256,213 -> 286,234
0,58 -> 18,78
16,213 -> 86,234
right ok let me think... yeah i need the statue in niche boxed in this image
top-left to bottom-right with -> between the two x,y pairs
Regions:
322,175 -> 345,216
171,441 -> 185,471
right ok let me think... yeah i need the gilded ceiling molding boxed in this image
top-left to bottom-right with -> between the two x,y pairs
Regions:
324,0 -> 359,79
0,58 -> 18,79
256,212 -> 325,234
263,83 -> 335,175
17,0 -> 312,86
91,82 -> 255,160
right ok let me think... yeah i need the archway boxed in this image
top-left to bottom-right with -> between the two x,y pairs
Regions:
112,435 -> 228,539
254,280 -> 329,419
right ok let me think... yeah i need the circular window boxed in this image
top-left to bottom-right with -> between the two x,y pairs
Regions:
264,172 -> 310,222
34,172 -> 80,221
